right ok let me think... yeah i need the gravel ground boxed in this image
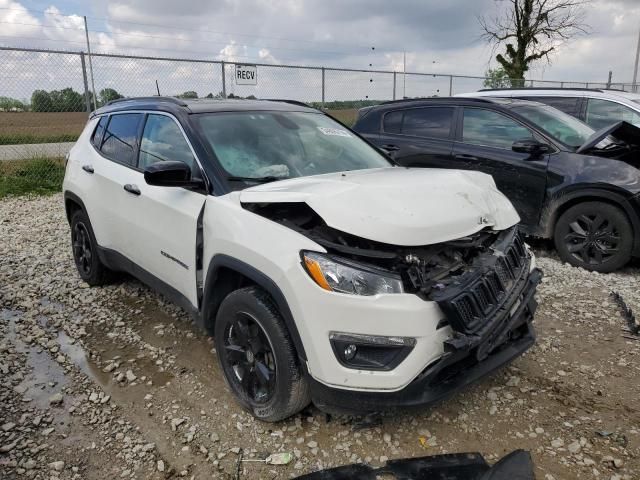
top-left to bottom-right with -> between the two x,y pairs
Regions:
1,193 -> 639,480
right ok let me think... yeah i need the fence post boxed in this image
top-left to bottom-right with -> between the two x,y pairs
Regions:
80,52 -> 91,116
221,61 -> 226,99
586,82 -> 590,88
392,71 -> 396,100
448,75 -> 453,96
560,81 -> 564,88
321,67 -> 325,108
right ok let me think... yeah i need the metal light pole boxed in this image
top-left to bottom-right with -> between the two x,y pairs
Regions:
403,51 -> 406,99
633,26 -> 640,93
83,16 -> 98,109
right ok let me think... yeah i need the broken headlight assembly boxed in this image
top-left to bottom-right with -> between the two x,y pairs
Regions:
301,251 -> 404,295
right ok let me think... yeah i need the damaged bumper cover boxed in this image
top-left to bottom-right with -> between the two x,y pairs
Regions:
310,256 -> 542,413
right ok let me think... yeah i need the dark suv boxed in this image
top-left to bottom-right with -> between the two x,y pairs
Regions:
353,97 -> 640,272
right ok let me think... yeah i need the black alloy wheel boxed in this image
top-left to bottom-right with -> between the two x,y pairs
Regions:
223,311 -> 277,404
214,286 -> 310,421
69,209 -> 113,285
72,221 -> 93,277
554,202 -> 633,273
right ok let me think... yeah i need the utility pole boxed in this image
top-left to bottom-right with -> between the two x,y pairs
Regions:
633,25 -> 640,93
403,51 -> 406,99
83,16 -> 98,109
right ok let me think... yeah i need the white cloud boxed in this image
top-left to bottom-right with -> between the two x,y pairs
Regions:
1,0 -> 640,102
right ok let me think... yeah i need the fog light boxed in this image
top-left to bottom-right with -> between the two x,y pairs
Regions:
344,344 -> 357,360
329,332 -> 416,371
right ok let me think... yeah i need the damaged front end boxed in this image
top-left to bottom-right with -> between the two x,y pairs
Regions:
244,201 -> 542,412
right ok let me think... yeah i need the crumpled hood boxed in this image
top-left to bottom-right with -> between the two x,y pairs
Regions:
240,168 -> 520,246
577,120 -> 640,154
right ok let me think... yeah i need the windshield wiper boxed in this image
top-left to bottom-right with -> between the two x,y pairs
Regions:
226,175 -> 289,183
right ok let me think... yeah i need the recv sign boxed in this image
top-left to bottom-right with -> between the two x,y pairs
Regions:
235,64 -> 257,85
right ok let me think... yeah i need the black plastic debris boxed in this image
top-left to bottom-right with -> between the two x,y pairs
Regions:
611,291 -> 640,336
293,449 -> 534,480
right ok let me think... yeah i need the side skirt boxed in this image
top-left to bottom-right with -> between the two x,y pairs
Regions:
97,246 -> 200,321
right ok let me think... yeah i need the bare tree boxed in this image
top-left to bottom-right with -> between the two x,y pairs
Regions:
480,0 -> 590,85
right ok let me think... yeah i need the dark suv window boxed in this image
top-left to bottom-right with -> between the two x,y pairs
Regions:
462,108 -> 534,149
522,96 -> 581,117
100,113 -> 144,166
383,107 -> 454,139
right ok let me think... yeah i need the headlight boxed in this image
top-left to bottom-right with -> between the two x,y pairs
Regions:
301,251 -> 404,295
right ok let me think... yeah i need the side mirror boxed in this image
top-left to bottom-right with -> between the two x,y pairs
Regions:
512,139 -> 551,156
144,161 -> 203,188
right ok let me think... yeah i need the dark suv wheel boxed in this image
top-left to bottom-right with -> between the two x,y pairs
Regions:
70,209 -> 113,285
554,201 -> 633,273
214,286 -> 310,422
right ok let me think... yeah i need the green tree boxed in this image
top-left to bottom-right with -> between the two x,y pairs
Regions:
480,0 -> 589,84
177,91 -> 198,99
49,88 -> 84,112
483,68 -> 513,89
31,90 -> 53,112
99,88 -> 124,104
0,96 -> 25,111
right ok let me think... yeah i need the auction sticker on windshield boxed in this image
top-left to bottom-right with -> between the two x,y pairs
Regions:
317,127 -> 352,137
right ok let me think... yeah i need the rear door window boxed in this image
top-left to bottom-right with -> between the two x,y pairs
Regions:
585,99 -> 640,130
99,113 -> 144,166
383,107 -> 454,139
462,108 -> 534,149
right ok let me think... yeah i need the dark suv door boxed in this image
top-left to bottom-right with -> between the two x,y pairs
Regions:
452,107 -> 549,228
374,106 -> 456,167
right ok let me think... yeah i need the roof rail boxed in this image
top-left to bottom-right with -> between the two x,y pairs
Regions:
379,97 -> 494,106
478,87 -> 605,93
261,99 -> 312,108
105,96 -> 188,107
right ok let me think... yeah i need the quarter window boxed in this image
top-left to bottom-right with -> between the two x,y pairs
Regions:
383,107 -> 454,139
585,99 -> 640,130
139,114 -> 196,171
92,116 -> 108,149
100,113 -> 143,166
462,108 -> 534,149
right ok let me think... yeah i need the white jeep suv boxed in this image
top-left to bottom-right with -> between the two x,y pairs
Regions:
63,97 -> 541,421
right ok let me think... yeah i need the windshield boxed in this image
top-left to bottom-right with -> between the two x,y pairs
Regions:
194,111 -> 391,181
510,104 -> 595,148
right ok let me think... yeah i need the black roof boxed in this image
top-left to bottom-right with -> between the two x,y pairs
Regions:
92,96 -> 318,117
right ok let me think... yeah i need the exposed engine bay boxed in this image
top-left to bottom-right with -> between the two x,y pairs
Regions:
242,201 -> 523,300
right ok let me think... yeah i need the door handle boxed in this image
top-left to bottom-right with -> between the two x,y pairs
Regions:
82,165 -> 94,174
381,144 -> 400,152
454,154 -> 479,161
123,184 -> 141,196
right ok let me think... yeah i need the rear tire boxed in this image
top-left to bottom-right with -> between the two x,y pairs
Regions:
70,209 -> 113,285
553,201 -> 633,273
214,286 -> 310,422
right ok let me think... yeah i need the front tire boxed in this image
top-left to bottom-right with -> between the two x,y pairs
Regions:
214,286 -> 310,422
553,201 -> 633,273
70,209 -> 113,285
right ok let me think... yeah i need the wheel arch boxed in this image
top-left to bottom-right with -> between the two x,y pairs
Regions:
63,191 -> 87,224
201,255 -> 307,362
540,187 -> 640,254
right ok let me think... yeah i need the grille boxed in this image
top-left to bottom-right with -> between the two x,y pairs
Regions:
438,230 -> 528,334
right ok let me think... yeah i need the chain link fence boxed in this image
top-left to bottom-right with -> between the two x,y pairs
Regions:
0,45 -> 638,194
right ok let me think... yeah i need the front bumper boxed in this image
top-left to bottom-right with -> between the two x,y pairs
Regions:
310,268 -> 542,414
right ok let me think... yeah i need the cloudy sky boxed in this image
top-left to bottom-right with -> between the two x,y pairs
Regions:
1,0 -> 639,101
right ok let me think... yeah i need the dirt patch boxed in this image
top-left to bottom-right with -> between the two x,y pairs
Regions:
0,112 -> 86,144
